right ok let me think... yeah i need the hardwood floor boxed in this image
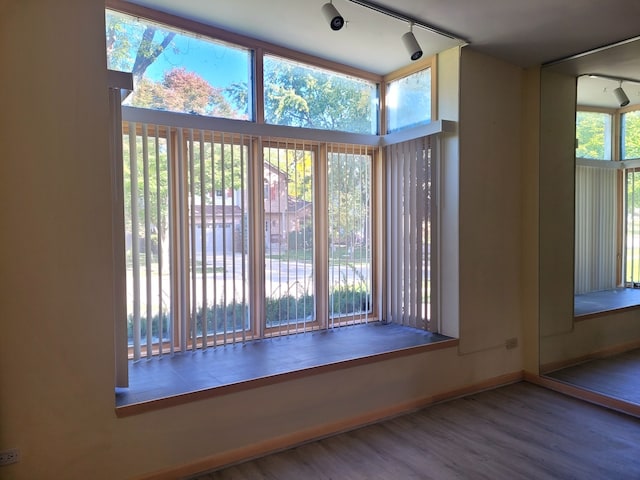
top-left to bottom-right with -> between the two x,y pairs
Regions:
546,348 -> 640,404
190,382 -> 640,479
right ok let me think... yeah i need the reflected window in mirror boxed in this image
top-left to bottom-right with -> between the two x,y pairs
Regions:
574,106 -> 640,315
574,110 -> 617,298
622,110 -> 640,287
576,111 -> 612,160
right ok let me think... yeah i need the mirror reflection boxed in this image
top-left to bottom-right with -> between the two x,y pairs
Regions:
540,37 -> 640,407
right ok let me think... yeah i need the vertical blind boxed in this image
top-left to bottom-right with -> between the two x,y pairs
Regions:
386,137 -> 434,331
574,164 -> 618,294
124,123 -> 251,359
122,120 -> 377,361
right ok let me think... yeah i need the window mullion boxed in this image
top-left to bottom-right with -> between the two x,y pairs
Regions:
249,137 -> 266,338
316,144 -> 329,329
169,127 -> 189,353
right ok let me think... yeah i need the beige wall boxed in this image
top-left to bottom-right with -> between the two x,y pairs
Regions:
1,3 -> 532,479
521,67 -> 541,373
540,310 -> 640,369
458,49 -> 524,355
538,70 -> 576,341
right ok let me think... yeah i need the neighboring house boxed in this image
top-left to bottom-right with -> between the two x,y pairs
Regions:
191,162 -> 312,254
192,203 -> 243,255
264,161 -> 312,251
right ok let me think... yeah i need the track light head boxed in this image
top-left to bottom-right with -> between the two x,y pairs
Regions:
402,28 -> 423,61
322,2 -> 345,31
614,85 -> 630,107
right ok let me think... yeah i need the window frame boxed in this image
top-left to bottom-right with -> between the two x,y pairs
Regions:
107,0 -> 444,402
383,58 -> 437,135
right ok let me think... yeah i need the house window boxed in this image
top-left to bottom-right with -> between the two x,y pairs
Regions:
576,111 -> 612,160
573,109 -> 640,294
123,121 -> 377,357
106,10 -> 253,120
622,111 -> 640,286
386,67 -> 432,133
123,125 -> 250,357
574,110 -> 617,295
327,146 -> 372,323
108,4 -> 442,399
263,54 -> 379,134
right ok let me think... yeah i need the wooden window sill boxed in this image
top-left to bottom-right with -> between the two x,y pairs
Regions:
115,322 -> 457,417
574,288 -> 640,320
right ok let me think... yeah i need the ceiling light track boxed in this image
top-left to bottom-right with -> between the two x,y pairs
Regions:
584,73 -> 640,85
345,0 -> 468,44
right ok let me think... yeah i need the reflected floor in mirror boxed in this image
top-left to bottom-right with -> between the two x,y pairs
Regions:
546,348 -> 640,404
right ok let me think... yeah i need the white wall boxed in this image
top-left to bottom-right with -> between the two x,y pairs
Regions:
0,4 -> 531,479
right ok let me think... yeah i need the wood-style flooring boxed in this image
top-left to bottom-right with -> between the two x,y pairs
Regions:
190,382 -> 640,480
546,348 -> 640,405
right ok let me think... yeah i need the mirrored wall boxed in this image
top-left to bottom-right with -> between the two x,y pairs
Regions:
539,36 -> 640,412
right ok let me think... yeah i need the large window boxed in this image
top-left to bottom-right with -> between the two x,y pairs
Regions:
123,121 -> 376,357
107,5 -> 440,398
574,108 -> 640,294
123,125 -> 250,357
574,110 -> 617,294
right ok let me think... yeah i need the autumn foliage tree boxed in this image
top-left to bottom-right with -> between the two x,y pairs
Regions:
132,67 -> 237,117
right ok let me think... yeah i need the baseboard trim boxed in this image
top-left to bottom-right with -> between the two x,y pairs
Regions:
524,371 -> 640,418
539,339 -> 640,374
136,371 -> 523,480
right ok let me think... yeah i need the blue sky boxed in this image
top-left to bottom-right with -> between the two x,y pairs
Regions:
107,10 -> 250,90
144,33 -> 252,89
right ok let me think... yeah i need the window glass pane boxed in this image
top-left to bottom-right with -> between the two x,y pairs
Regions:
263,55 -> 378,134
123,125 -> 172,355
575,111 -> 612,160
625,168 -> 640,286
386,68 -> 431,132
187,134 -> 249,344
106,10 -> 252,120
328,148 -> 372,324
264,144 -> 315,332
622,110 -> 640,160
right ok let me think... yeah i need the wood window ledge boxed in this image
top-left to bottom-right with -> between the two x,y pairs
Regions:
574,288 -> 640,320
115,322 -> 456,417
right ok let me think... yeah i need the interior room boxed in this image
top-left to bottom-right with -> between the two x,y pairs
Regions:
2,1 -> 640,479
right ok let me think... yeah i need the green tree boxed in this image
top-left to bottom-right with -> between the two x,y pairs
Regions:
623,111 -> 640,159
328,153 -> 371,247
106,11 -> 176,83
623,111 -> 640,212
262,57 -> 375,134
575,111 -> 610,159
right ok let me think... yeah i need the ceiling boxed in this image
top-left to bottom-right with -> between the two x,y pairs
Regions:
126,0 -> 640,105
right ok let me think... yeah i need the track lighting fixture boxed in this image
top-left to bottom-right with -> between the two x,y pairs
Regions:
614,81 -> 630,107
322,1 -> 345,31
401,24 -> 423,61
